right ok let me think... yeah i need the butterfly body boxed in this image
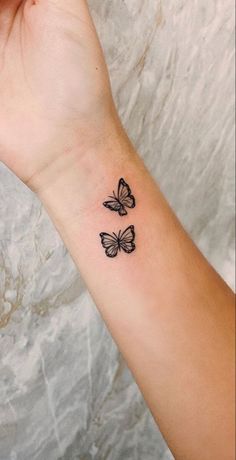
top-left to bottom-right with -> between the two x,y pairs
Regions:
100,225 -> 136,258
111,230 -> 121,251
103,178 -> 135,216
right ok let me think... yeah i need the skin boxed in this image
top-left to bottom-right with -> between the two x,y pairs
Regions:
0,0 -> 117,182
0,2 -> 235,459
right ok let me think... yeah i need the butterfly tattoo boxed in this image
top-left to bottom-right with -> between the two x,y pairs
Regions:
100,225 -> 136,258
103,178 -> 135,216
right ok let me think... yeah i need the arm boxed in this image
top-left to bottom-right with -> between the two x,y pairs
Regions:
0,1 -> 235,459
33,118 -> 235,460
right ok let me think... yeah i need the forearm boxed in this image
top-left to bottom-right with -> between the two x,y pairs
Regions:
34,123 -> 235,460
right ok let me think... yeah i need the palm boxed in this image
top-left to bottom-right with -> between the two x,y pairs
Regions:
0,0 -> 112,184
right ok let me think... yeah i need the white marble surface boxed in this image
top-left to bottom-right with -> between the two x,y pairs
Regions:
0,1 -> 235,459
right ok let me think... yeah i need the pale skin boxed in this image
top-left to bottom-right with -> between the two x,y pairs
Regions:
0,1 -> 235,459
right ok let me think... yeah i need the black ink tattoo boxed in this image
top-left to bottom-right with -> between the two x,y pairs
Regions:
103,178 -> 135,216
100,225 -> 136,258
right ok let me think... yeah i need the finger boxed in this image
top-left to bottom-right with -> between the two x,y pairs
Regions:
0,0 -> 23,12
0,1 -> 23,33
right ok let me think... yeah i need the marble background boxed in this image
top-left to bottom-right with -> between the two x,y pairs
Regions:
0,0 -> 235,459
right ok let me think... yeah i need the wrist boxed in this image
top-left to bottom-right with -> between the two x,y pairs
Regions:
34,115 -> 137,227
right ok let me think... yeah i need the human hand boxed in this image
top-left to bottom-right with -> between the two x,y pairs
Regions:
0,0 -> 118,188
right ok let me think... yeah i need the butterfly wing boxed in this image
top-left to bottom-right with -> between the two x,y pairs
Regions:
99,232 -> 119,258
119,225 -> 136,254
103,198 -> 127,216
118,178 -> 135,210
